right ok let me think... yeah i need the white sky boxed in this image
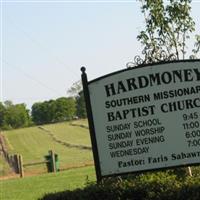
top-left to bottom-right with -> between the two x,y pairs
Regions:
1,0 -> 200,109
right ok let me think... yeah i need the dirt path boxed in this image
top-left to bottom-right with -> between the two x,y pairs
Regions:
0,173 -> 19,180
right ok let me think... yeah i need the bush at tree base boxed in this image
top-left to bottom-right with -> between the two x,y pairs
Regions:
40,171 -> 200,200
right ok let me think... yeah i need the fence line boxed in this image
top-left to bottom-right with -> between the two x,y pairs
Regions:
0,134 -> 58,178
0,133 -> 20,173
17,150 -> 58,178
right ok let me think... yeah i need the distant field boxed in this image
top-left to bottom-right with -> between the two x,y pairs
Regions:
2,119 -> 93,175
1,166 -> 95,200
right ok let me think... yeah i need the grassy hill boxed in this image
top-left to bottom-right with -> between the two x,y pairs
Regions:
1,119 -> 200,200
1,119 -> 93,175
0,156 -> 13,176
1,166 -> 95,200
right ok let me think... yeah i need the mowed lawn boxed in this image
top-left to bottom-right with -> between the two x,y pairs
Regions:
2,120 -> 93,174
1,166 -> 96,200
43,119 -> 90,147
0,156 -> 13,177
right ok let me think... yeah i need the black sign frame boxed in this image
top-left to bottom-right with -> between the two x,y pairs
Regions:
81,59 -> 200,182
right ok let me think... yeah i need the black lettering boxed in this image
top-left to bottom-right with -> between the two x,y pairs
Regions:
117,81 -> 127,94
193,68 -> 200,80
138,76 -> 149,88
184,69 -> 193,82
149,73 -> 161,86
105,83 -> 116,97
126,78 -> 138,90
172,70 -> 183,82
107,112 -> 115,122
161,72 -> 172,84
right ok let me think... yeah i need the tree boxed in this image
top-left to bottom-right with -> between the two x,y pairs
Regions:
47,100 -> 57,123
136,0 -> 199,64
67,80 -> 82,97
55,97 -> 76,121
3,103 -> 30,129
31,97 -> 76,125
4,100 -> 13,108
0,102 -> 5,129
136,0 -> 198,177
32,101 -> 56,124
191,34 -> 200,58
67,81 -> 87,119
31,102 -> 43,125
76,91 -> 87,118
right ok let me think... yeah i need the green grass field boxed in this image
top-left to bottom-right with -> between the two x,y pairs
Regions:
0,156 -> 13,177
1,120 -> 93,175
0,166 -> 96,200
43,119 -> 90,147
1,120 -> 200,200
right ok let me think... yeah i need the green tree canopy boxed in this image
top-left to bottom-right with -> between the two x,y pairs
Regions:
76,91 -> 87,118
31,97 -> 76,125
3,103 -> 30,129
137,0 -> 200,63
55,97 -> 76,121
0,102 -> 5,128
68,81 -> 86,119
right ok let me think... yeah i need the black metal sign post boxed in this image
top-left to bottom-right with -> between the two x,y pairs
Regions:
81,67 -> 102,183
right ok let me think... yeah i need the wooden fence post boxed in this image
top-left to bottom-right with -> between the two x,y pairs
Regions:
13,154 -> 18,173
49,150 -> 56,172
15,154 -> 20,174
188,166 -> 192,176
19,154 -> 24,178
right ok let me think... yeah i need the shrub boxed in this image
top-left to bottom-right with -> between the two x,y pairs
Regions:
40,171 -> 200,200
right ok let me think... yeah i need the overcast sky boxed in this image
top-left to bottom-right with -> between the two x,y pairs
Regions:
1,0 -> 200,108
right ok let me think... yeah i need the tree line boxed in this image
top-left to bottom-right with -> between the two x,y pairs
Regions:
0,91 -> 86,130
